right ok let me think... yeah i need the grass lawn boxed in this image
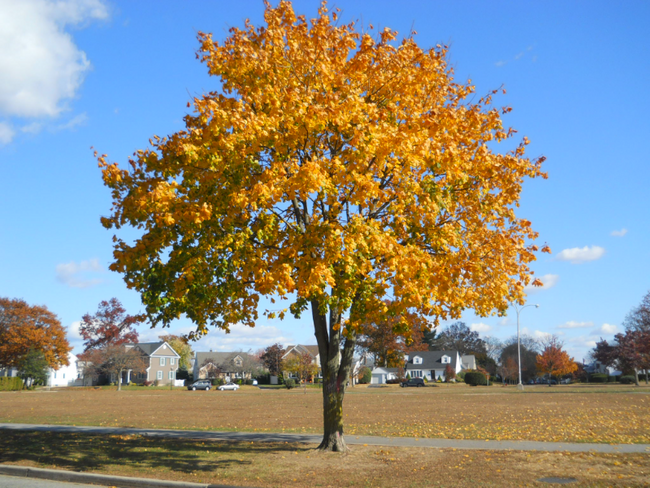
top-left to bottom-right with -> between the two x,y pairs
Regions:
1,383 -> 649,444
1,430 -> 649,487
2,384 -> 649,487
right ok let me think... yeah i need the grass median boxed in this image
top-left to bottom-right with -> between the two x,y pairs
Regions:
1,383 -> 649,444
1,430 -> 649,487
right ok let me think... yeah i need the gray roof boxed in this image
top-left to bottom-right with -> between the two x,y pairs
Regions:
131,341 -> 179,357
406,351 -> 459,370
134,342 -> 163,355
195,351 -> 256,368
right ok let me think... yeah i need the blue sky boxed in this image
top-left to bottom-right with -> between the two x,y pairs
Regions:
1,0 -> 648,362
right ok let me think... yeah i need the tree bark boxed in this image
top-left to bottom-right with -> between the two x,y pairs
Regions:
311,299 -> 356,452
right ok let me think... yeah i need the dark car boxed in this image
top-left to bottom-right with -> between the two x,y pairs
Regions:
188,380 -> 212,391
400,378 -> 425,387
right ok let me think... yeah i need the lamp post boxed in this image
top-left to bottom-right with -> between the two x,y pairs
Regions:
513,303 -> 539,390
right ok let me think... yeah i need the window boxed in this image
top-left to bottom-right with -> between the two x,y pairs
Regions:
441,356 -> 450,364
412,370 -> 423,378
170,358 -> 175,365
63,373 -> 65,379
157,371 -> 163,380
160,357 -> 166,366
168,371 -> 175,380
413,356 -> 422,365
54,373 -> 57,379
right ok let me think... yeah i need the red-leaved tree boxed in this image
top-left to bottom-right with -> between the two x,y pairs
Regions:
594,330 -> 650,386
79,298 -> 141,351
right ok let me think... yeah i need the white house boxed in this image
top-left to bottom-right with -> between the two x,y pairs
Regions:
48,352 -> 82,387
405,351 -> 472,381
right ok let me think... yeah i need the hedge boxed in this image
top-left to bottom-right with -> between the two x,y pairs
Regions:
589,373 -> 609,383
0,376 -> 23,391
464,372 -> 487,386
619,375 -> 636,384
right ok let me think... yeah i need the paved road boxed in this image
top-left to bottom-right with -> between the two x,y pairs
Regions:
0,474 -> 99,488
2,422 -> 649,453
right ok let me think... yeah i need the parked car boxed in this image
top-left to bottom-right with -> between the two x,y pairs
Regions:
188,380 -> 212,391
252,379 -> 258,386
400,378 -> 425,387
218,382 -> 240,391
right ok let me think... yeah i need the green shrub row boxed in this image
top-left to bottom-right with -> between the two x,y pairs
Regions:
0,376 -> 23,391
619,375 -> 636,384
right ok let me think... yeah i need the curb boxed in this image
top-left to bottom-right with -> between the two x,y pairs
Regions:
0,465 -> 245,488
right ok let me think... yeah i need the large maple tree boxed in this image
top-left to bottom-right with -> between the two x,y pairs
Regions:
99,2 -> 547,450
0,297 -> 71,369
536,335 -> 578,382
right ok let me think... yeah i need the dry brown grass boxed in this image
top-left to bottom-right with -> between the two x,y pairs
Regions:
1,383 -> 649,444
1,431 -> 650,487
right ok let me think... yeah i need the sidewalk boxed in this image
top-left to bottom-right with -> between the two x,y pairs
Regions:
2,422 -> 649,453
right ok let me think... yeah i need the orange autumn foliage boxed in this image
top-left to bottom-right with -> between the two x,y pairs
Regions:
536,335 -> 578,379
0,297 -> 71,369
98,1 -> 548,450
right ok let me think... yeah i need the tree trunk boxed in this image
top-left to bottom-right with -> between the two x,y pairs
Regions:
319,366 -> 347,451
118,369 -> 122,391
311,299 -> 357,452
634,370 -> 639,387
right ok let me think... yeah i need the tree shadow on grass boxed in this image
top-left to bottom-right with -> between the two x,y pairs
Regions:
0,431 -> 308,475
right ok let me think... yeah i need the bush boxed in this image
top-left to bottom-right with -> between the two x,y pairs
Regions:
590,373 -> 608,383
386,378 -> 402,384
285,378 -> 296,389
456,371 -> 466,381
464,372 -> 487,386
358,367 -> 372,384
608,375 -> 617,383
245,378 -> 254,385
619,375 -> 636,384
0,376 -> 23,391
143,380 -> 154,386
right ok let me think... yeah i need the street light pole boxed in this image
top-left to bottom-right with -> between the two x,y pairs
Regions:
513,303 -> 539,390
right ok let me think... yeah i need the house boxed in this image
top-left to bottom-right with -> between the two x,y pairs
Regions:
370,367 -> 400,384
461,355 -> 476,370
281,345 -> 322,382
127,341 -> 180,385
282,345 -> 321,368
193,351 -> 258,381
48,352 -> 82,387
405,351 -> 468,381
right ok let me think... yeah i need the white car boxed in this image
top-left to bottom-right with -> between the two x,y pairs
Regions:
218,382 -> 240,391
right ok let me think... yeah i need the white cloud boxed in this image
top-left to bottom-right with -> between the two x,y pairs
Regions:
556,246 -> 605,264
470,322 -> 492,333
525,273 -> 559,293
0,0 -> 108,119
557,320 -> 593,329
55,258 -> 103,288
532,330 -> 552,340
20,121 -> 43,134
591,323 -> 617,336
495,60 -> 507,67
0,121 -> 15,144
55,112 -> 88,131
190,323 -> 294,352
610,228 -> 627,237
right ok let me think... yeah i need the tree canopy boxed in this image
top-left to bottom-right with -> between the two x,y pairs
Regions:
623,290 -> 650,333
429,321 -> 487,356
0,297 -> 71,369
99,1 -> 547,451
536,335 -> 577,381
79,298 -> 141,353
